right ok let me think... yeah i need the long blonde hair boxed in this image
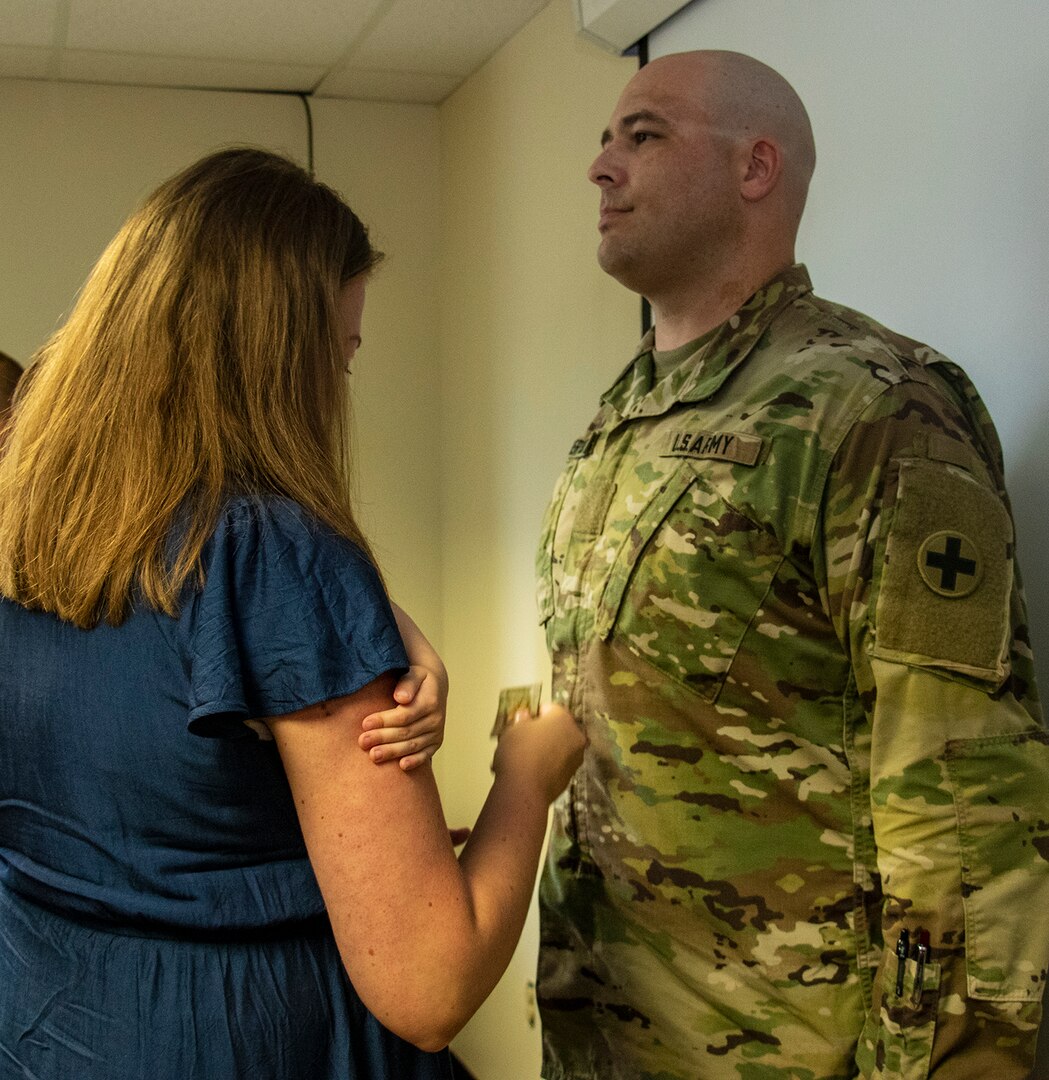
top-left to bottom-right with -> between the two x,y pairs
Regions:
0,148 -> 382,627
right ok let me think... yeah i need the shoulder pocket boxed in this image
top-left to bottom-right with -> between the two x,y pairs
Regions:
872,459 -> 1012,688
594,463 -> 782,702
944,728 -> 1049,1001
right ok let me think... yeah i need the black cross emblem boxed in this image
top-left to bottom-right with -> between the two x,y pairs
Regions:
924,535 -> 977,593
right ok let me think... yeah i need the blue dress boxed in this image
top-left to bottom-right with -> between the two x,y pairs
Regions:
0,498 -> 453,1079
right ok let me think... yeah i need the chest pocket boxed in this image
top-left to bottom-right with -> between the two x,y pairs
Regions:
594,463 -> 783,702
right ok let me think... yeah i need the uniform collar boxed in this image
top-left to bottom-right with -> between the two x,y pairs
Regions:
601,264 -> 814,420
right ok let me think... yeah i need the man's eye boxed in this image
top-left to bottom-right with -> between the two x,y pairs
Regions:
633,131 -> 653,144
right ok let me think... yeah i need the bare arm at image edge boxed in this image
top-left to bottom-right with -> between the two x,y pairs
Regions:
267,673 -> 584,1052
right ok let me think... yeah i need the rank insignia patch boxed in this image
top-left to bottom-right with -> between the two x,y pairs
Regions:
568,433 -> 599,459
918,531 -> 981,598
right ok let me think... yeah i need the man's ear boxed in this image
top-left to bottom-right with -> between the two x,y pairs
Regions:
740,138 -> 781,202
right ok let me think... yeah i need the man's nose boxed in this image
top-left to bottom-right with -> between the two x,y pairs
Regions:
588,146 -> 619,187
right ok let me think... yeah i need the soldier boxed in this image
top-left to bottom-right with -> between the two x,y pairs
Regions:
536,50 -> 1049,1079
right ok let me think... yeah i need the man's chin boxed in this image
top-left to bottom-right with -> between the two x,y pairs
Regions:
597,244 -> 645,295
597,240 -> 627,276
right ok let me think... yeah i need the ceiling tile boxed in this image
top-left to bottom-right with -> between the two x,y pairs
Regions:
58,49 -> 326,93
65,0 -> 388,66
314,65 -> 458,104
0,0 -> 557,104
3,0 -> 60,47
348,0 -> 548,76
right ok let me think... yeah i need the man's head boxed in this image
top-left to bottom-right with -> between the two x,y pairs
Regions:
588,51 -> 815,311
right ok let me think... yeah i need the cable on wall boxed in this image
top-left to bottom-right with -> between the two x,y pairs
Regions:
298,93 -> 315,176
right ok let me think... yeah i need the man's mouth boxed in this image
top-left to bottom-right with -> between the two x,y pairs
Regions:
598,204 -> 631,231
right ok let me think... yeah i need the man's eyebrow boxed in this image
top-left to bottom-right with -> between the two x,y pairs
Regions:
600,110 -> 670,146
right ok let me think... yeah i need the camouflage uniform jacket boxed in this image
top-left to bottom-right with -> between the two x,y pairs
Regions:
535,265 -> 1049,1080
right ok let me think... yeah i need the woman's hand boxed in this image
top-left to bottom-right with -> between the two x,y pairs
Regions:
492,703 -> 587,804
358,664 -> 447,770
358,603 -> 448,770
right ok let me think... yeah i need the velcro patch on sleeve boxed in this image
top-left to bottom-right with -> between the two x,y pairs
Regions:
872,459 -> 1013,685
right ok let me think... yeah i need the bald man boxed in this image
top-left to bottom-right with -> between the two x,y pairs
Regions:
535,51 -> 1048,1080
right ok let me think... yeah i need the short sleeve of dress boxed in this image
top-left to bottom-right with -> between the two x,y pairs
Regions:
180,498 -> 408,737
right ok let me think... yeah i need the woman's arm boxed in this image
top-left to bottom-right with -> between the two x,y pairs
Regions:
359,603 -> 448,769
267,675 -> 584,1052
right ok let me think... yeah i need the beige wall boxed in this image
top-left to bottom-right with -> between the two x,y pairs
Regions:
0,80 -> 304,364
0,80 -> 442,630
436,1 -> 635,1074
312,98 -> 442,628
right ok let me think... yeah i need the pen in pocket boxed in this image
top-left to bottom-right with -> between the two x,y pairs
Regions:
894,929 -> 910,998
912,930 -> 930,1002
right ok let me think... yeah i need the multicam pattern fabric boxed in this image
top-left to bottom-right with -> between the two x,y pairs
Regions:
535,265 -> 1049,1079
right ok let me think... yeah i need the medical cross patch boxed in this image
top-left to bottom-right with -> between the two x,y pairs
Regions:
918,531 -> 981,597
872,458 -> 1012,684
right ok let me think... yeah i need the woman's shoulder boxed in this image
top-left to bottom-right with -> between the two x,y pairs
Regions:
194,494 -> 385,614
216,494 -> 331,538
183,495 -> 405,734
212,495 -> 371,567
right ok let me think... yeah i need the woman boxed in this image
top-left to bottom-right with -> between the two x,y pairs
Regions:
0,148 -> 584,1078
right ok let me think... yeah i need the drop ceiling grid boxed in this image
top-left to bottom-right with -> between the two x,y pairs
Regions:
0,0 -> 554,102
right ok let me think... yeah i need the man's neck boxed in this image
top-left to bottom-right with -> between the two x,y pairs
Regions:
648,256 -> 794,351
651,293 -> 743,351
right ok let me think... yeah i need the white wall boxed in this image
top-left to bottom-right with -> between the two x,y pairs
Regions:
652,1 -> 1049,1070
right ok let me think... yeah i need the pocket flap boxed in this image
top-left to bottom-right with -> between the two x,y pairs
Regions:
594,466 -> 695,640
